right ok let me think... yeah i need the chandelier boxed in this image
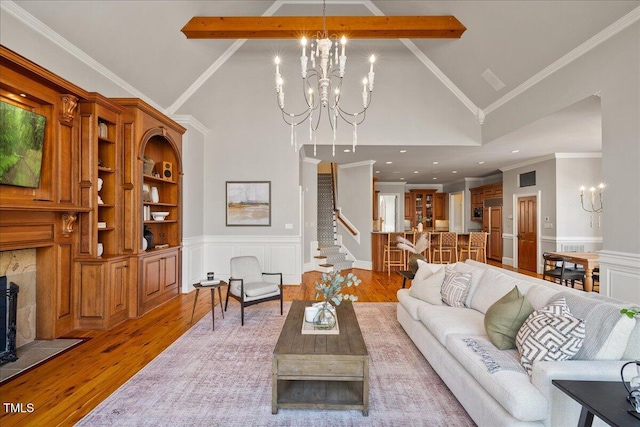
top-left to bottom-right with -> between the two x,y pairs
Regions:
273,0 -> 376,156
579,183 -> 604,213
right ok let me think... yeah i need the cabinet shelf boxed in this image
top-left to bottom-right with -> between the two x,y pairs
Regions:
98,166 -> 114,173
144,202 -> 177,207
144,220 -> 178,224
98,204 -> 115,208
143,174 -> 176,184
98,227 -> 115,231
98,136 -> 115,144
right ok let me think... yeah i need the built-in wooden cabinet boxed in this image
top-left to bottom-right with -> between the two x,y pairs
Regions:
138,249 -> 179,315
483,206 -> 503,261
470,182 -> 503,222
405,190 -> 447,228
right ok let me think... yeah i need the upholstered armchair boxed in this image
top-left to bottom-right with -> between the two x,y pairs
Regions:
225,256 -> 283,325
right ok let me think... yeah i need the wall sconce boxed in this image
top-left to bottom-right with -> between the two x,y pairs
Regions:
579,183 -> 604,213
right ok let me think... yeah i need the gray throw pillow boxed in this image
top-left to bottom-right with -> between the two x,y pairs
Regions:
484,286 -> 534,350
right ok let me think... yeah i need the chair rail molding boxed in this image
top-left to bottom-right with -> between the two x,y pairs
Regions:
598,250 -> 640,305
203,234 -> 302,285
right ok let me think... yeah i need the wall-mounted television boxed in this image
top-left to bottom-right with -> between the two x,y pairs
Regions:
0,100 -> 46,188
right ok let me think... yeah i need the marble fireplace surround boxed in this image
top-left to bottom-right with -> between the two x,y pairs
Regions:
1,249 -> 37,348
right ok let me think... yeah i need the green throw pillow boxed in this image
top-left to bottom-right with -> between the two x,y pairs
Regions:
484,286 -> 534,350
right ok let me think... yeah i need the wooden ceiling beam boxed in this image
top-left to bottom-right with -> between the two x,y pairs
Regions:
181,16 -> 466,39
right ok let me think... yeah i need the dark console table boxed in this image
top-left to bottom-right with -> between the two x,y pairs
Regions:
552,380 -> 640,427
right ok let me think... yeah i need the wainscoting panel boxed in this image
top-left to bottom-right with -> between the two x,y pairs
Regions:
598,250 -> 640,305
198,235 -> 302,285
181,236 -> 204,293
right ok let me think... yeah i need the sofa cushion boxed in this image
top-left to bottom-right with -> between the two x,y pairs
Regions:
516,298 -> 586,375
417,303 -> 485,347
397,288 -> 424,321
447,335 -> 548,421
484,286 -> 534,350
415,259 -> 447,280
471,269 -> 529,314
441,267 -> 472,307
454,262 -> 486,307
409,267 -> 445,305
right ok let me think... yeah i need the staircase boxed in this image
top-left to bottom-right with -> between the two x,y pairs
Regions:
314,173 -> 354,272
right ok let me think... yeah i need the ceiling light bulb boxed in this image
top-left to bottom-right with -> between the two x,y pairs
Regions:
400,178 -> 405,180
344,149 -> 350,152
433,177 -> 437,180
432,161 -> 439,165
19,93 -> 27,97
400,150 -> 407,153
301,37 -> 307,46
414,171 -> 419,174
341,36 -> 347,46
452,171 -> 458,174
478,161 -> 485,165
275,56 -> 280,64
362,78 -> 368,85
512,150 -> 520,153
385,161 -> 392,164
375,171 -> 380,173
308,88 -> 313,94
370,55 -> 376,63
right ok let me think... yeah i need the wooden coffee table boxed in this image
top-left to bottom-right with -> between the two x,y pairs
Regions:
272,300 -> 369,415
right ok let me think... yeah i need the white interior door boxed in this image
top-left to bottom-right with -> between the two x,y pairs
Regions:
449,192 -> 464,233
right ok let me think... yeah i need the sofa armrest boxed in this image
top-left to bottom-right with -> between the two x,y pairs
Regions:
531,360 -> 629,426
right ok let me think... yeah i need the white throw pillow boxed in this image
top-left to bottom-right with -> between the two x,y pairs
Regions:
440,266 -> 472,308
414,259 -> 446,282
409,267 -> 446,305
516,298 -> 586,375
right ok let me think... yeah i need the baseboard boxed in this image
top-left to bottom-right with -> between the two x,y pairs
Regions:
501,257 -> 514,267
353,260 -> 372,270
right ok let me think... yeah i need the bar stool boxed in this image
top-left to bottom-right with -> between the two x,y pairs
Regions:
458,232 -> 487,263
433,232 -> 457,263
383,232 -> 406,275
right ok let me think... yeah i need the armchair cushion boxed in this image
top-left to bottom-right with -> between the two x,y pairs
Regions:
230,256 -> 264,283
243,282 -> 280,298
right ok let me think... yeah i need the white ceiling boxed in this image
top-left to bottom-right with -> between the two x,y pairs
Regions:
7,0 -> 639,184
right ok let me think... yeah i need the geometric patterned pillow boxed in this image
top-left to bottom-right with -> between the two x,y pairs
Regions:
515,297 -> 586,375
440,266 -> 472,308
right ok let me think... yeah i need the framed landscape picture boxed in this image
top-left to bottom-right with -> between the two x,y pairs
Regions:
226,181 -> 271,226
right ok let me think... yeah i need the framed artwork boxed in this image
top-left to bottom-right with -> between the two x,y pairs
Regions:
226,181 -> 271,226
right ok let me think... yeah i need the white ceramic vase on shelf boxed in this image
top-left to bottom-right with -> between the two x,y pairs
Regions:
150,187 -> 159,203
97,243 -> 104,257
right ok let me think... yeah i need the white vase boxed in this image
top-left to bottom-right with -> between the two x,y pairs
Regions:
417,222 -> 423,232
142,236 -> 148,251
150,187 -> 159,203
97,243 -> 104,257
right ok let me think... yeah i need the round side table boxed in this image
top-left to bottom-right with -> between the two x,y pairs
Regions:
190,279 -> 228,331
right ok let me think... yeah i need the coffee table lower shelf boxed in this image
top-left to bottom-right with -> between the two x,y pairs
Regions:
274,379 -> 366,413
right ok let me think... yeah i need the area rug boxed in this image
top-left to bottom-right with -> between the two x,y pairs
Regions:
77,302 -> 475,426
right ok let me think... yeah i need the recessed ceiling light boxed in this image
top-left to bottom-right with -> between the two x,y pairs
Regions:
478,161 -> 485,165
433,177 -> 437,180
375,170 -> 380,173
385,161 -> 393,164
432,161 -> 439,165
512,150 -> 520,153
452,171 -> 458,174
413,171 -> 419,174
399,150 -> 407,153
344,149 -> 350,152
400,178 -> 405,180
19,93 -> 27,97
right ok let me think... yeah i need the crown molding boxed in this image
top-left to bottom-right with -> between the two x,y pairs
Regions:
171,114 -> 210,135
554,152 -> 602,159
484,6 -> 640,116
339,160 -> 376,169
499,154 -> 556,172
362,1 -> 478,116
166,1 -> 284,115
302,156 -> 322,164
0,1 -> 165,113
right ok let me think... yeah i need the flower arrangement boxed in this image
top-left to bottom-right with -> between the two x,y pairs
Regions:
396,233 -> 429,254
397,233 -> 429,273
314,271 -> 361,305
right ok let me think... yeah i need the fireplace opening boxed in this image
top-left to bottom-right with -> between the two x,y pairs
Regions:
1,276 -> 19,364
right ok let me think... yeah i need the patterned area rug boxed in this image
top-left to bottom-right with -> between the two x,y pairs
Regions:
77,302 -> 475,426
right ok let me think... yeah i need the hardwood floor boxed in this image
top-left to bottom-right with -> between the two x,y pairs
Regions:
0,262 -> 537,426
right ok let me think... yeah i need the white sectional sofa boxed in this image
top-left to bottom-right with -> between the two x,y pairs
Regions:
397,259 -> 640,427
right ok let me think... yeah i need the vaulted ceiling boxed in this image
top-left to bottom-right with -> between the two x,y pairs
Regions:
3,0 -> 638,184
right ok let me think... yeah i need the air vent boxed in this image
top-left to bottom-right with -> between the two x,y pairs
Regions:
561,244 -> 585,253
481,68 -> 506,91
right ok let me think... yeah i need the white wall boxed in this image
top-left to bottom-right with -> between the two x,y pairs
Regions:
376,182 -> 407,231
337,161 -> 374,265
485,23 -> 640,301
301,157 -> 319,268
